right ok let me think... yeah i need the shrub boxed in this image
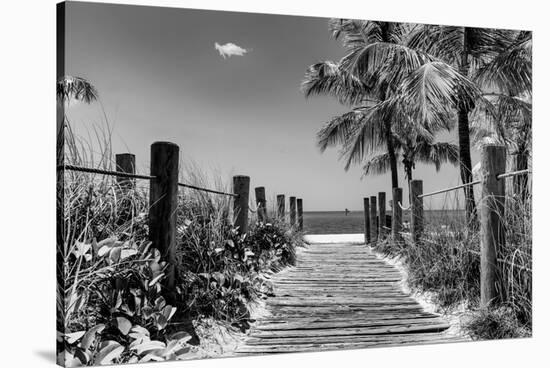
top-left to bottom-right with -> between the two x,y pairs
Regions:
464,306 -> 530,340
373,191 -> 531,339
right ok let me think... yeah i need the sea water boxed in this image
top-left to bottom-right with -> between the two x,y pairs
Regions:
302,210 -> 465,234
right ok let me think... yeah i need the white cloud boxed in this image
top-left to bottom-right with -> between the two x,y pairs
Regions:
214,42 -> 249,59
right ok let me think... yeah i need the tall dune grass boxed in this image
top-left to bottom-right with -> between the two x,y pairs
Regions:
374,184 -> 532,339
57,118 -> 303,364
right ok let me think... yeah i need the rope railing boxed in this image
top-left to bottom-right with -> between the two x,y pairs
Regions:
496,169 -> 531,180
364,146 -> 531,308
58,164 -> 155,181
398,232 -> 532,273
177,182 -> 238,198
418,169 -> 531,199
418,179 -> 481,199
59,164 -> 238,197
397,201 -> 411,211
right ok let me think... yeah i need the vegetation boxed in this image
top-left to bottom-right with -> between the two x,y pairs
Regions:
302,20 -> 479,191
57,76 -> 304,366
373,192 -> 531,339
303,20 -> 532,340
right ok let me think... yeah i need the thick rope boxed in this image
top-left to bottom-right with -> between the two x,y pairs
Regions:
496,169 -> 531,180
58,164 -> 155,180
177,182 -> 238,198
397,201 -> 411,211
60,164 -> 238,197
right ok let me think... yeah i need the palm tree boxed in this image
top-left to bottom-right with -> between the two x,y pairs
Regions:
57,75 -> 99,104
56,76 -> 98,165
472,30 -> 532,199
303,20 -> 478,191
408,26 -> 513,223
364,131 -> 459,202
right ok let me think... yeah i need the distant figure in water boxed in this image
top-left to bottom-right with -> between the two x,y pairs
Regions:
345,208 -> 350,216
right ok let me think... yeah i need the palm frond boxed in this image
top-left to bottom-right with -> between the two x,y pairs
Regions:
362,152 -> 394,176
342,42 -> 432,86
474,31 -> 532,95
397,61 -> 479,129
301,61 -> 374,105
338,103 -> 389,170
416,142 -> 460,171
57,76 -> 98,103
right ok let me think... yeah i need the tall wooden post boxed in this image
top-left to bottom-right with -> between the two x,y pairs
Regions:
370,196 -> 378,242
255,186 -> 267,223
115,153 -> 136,189
297,198 -> 304,230
411,180 -> 424,245
149,142 -> 179,296
289,196 -> 297,227
392,188 -> 403,243
378,192 -> 386,236
277,194 -> 285,220
480,144 -> 506,307
233,176 -> 250,233
363,198 -> 371,244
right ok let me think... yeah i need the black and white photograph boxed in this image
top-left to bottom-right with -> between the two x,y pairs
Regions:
53,1 -> 535,366
3,0 -> 548,367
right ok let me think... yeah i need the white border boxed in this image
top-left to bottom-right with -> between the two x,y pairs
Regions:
1,0 -> 547,367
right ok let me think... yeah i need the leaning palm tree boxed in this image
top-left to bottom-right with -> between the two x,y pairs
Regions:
408,26 -> 514,223
303,20 -> 478,191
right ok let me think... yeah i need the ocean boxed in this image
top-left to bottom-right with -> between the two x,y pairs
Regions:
302,210 -> 465,234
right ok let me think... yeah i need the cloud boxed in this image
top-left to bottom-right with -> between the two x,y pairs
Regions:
214,42 -> 249,59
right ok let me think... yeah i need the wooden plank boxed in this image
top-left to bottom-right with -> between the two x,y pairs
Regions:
236,241 -> 455,354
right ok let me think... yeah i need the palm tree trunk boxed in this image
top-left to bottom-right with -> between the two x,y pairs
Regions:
458,27 -> 478,226
385,121 -> 399,188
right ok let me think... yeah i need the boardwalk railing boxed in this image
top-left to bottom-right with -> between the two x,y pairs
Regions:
58,141 -> 305,292
362,144 -> 531,308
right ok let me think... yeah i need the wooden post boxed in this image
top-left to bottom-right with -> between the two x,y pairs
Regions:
115,153 -> 136,189
369,196 -> 378,242
297,198 -> 304,230
255,186 -> 267,223
149,142 -> 179,295
378,192 -> 386,236
392,188 -> 403,243
480,144 -> 506,307
277,194 -> 285,220
289,196 -> 297,227
411,180 -> 424,245
363,198 -> 371,244
233,176 -> 250,233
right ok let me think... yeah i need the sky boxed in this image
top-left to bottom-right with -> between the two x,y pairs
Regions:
64,1 -> 480,211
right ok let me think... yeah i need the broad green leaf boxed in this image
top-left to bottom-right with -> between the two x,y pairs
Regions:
132,340 -> 165,355
97,246 -> 111,258
121,248 -> 138,260
65,331 -> 86,344
95,341 -> 123,365
154,296 -> 166,310
109,247 -> 122,263
116,316 -> 132,335
80,324 -> 105,350
155,313 -> 168,331
169,331 -> 191,341
139,353 -> 164,363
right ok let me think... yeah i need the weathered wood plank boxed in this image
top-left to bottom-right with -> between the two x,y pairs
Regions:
236,242 -> 455,354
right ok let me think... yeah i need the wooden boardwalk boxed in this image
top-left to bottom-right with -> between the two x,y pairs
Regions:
236,242 -> 465,354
